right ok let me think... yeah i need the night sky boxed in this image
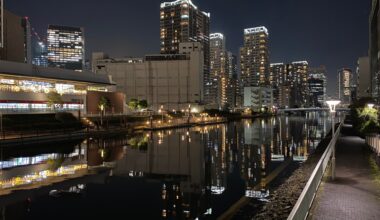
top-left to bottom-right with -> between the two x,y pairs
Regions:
6,0 -> 371,96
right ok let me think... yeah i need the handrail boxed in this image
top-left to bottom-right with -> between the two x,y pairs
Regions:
287,117 -> 345,220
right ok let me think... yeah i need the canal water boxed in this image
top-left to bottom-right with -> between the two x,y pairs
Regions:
0,114 -> 331,219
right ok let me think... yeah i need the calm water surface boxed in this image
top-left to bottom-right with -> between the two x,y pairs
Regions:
0,114 -> 331,219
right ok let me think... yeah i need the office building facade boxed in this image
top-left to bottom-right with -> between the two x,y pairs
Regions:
93,42 -> 204,111
357,57 -> 371,98
47,25 -> 84,71
160,0 -> 210,103
240,26 -> 270,87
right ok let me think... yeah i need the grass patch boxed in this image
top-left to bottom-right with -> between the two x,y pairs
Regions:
369,156 -> 380,187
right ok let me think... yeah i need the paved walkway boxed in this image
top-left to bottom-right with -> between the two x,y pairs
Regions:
308,125 -> 380,220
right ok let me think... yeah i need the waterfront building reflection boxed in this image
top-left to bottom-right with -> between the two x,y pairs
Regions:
0,114 -> 331,219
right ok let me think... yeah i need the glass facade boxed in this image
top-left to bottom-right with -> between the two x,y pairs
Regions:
0,74 -> 107,112
32,36 -> 48,67
0,77 -> 87,95
47,25 -> 84,71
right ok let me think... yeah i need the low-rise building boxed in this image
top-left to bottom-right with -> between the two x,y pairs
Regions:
93,42 -> 204,111
0,60 -> 118,114
243,87 -> 273,111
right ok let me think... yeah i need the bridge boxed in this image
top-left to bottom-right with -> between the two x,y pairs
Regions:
278,107 -> 350,113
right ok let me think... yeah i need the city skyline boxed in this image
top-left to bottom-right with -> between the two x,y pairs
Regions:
6,0 -> 371,96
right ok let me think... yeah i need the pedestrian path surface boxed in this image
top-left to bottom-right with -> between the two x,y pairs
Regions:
308,125 -> 380,220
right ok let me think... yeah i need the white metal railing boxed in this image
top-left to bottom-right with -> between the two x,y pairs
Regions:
287,118 -> 344,220
365,134 -> 380,156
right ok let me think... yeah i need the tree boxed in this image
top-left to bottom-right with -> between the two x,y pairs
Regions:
47,91 -> 63,110
357,106 -> 380,134
137,100 -> 148,110
128,99 -> 139,111
98,96 -> 111,111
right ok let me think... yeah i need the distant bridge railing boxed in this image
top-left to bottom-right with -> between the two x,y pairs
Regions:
287,117 -> 344,220
278,108 -> 349,113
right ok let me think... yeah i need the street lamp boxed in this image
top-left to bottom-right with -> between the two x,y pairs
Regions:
187,104 -> 191,124
100,104 -> 104,126
326,100 -> 341,181
368,103 -> 375,109
159,105 -> 164,123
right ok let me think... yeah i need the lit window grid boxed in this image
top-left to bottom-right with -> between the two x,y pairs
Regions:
47,28 -> 84,69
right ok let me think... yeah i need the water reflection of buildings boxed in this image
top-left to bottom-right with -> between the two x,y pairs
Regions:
0,115 -> 331,219
114,129 -> 209,219
0,137 -> 128,193
240,114 -> 329,197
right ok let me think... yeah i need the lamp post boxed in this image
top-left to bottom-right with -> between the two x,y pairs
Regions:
326,100 -> 341,180
100,104 -> 104,126
187,104 -> 191,124
159,105 -> 164,123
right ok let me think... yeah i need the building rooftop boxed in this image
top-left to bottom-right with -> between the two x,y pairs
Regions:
210,33 -> 224,40
160,0 -> 210,17
0,60 -> 113,85
244,26 -> 269,35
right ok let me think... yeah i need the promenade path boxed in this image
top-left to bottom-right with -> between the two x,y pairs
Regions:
308,125 -> 380,220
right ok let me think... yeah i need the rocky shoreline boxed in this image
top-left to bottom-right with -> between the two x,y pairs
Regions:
234,134 -> 332,220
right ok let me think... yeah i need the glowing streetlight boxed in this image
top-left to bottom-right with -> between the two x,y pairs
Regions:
326,100 -> 341,180
100,104 -> 104,126
367,103 -> 375,109
159,105 -> 164,122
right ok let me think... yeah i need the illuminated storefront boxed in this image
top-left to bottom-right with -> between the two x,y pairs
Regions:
0,60 -> 113,113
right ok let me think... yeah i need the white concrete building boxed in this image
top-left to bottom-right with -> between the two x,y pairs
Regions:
93,42 -> 204,111
243,87 -> 273,111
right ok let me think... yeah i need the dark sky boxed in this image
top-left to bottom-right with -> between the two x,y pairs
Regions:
6,0 -> 371,96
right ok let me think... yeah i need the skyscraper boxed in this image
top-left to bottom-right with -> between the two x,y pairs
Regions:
240,26 -> 270,87
47,25 -> 84,71
338,68 -> 353,104
269,61 -> 309,107
308,66 -> 327,107
370,0 -> 380,100
219,51 -> 238,108
0,0 -> 3,48
291,61 -> 309,107
270,63 -> 284,106
160,0 -> 210,102
210,33 -> 225,107
357,57 -> 371,98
